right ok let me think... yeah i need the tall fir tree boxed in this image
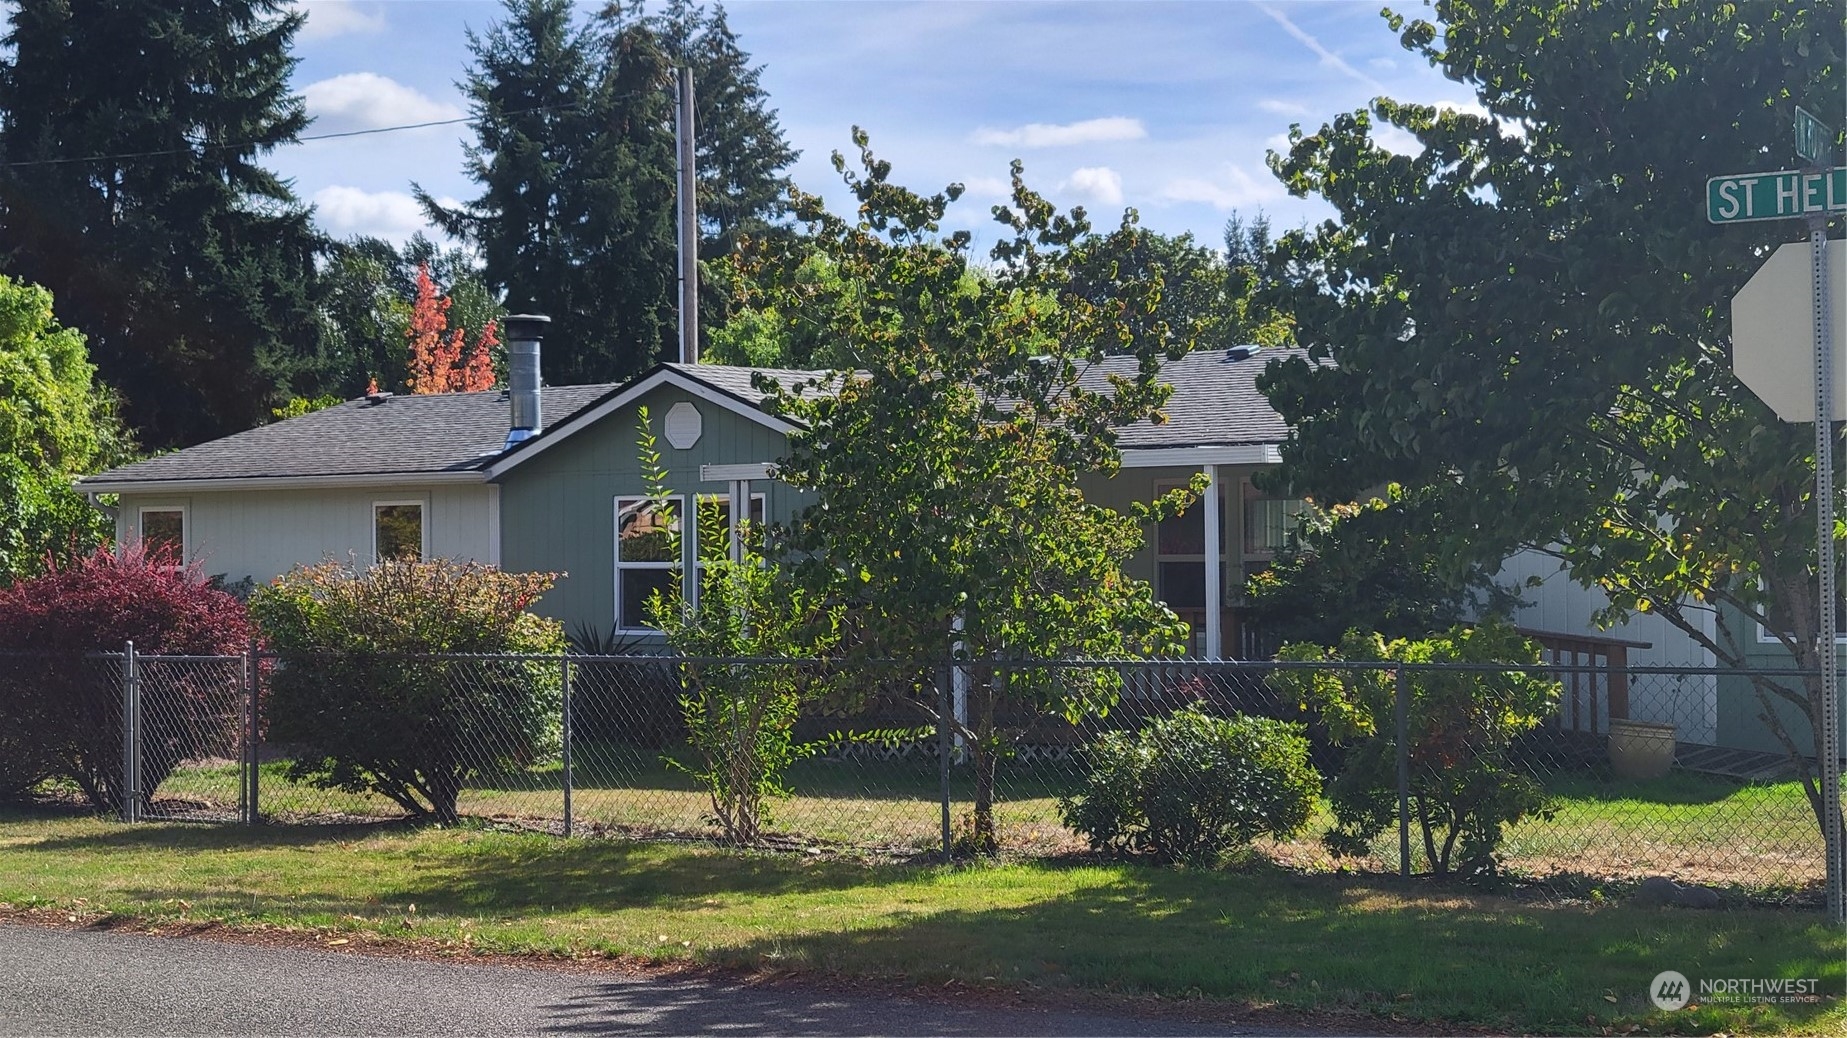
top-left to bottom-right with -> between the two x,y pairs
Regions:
0,0 -> 323,448
650,0 -> 797,259
422,0 -> 794,385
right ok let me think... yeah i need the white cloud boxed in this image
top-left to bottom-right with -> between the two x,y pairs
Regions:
971,116 -> 1146,149
291,0 -> 386,42
1372,123 -> 1421,155
1257,98 -> 1311,118
303,73 -> 462,136
958,175 -> 1013,201
1160,166 -> 1285,212
1369,56 -> 1400,72
1063,166 -> 1124,207
312,186 -> 450,243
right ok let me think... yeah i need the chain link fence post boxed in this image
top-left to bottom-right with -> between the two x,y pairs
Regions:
939,663 -> 953,861
122,640 -> 141,824
561,655 -> 574,839
1395,664 -> 1410,877
244,638 -> 261,825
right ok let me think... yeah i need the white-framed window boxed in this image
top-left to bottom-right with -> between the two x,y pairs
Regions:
616,495 -> 680,632
614,492 -> 768,632
373,500 -> 426,562
1154,479 -> 1222,610
137,506 -> 187,563
1241,482 -> 1309,579
1755,577 -> 1847,643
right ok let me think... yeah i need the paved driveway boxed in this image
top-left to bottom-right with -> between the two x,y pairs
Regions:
0,922 -> 1326,1036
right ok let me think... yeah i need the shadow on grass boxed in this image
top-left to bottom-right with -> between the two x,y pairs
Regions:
13,817 -> 425,853
95,833 -> 923,919
688,865 -> 1842,1035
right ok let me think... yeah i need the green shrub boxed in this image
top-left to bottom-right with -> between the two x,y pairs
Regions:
1270,622 -> 1559,878
249,559 -> 565,823
1059,705 -> 1321,867
645,496 -> 842,843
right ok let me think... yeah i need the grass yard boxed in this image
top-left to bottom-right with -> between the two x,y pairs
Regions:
147,746 -> 1830,891
0,808 -> 1839,1035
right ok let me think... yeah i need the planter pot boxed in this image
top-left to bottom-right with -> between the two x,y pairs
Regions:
1608,718 -> 1677,781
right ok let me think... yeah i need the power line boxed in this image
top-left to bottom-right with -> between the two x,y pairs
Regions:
0,101 -> 582,170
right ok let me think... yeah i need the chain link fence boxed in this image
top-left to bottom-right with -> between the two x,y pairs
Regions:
4,647 -> 1841,895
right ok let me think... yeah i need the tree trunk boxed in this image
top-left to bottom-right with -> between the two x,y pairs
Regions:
428,768 -> 463,825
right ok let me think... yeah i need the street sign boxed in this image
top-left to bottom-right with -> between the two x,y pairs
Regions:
1709,167 -> 1847,223
1797,106 -> 1834,165
1732,240 -> 1847,421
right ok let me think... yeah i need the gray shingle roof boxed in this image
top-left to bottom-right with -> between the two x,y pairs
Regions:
662,363 -> 836,402
668,351 -> 1301,450
1082,347 -> 1308,450
81,385 -> 615,487
80,349 -> 1302,489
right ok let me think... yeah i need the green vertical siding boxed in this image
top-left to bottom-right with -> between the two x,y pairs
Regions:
1716,598 -> 1846,755
496,385 -> 799,637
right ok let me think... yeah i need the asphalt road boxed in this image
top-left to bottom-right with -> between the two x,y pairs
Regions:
0,923 -> 1316,1036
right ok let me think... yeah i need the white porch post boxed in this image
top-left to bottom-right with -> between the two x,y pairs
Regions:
681,494 -> 699,610
727,480 -> 747,563
1203,464 -> 1223,660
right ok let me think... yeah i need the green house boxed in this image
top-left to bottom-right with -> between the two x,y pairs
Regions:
79,320 -> 1307,659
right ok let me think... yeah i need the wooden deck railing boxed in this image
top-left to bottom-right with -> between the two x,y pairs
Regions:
1172,608 -> 1276,660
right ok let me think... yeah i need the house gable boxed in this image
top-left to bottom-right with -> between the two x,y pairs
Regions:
495,379 -> 796,636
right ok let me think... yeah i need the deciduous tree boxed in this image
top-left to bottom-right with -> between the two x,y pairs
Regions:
405,263 -> 500,394
0,275 -> 128,583
751,133 -> 1199,851
1258,0 -> 1846,849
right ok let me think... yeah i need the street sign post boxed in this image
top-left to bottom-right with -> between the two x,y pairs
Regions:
1798,107 -> 1835,166
1722,130 -> 1847,925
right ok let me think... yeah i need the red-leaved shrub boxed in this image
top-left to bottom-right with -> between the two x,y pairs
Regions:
0,543 -> 251,809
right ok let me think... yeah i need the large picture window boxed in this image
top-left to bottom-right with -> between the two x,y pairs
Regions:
374,502 -> 425,562
138,507 -> 186,562
615,493 -> 767,632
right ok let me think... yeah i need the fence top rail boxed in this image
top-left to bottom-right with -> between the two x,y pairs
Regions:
0,647 -> 1821,680
11,651 -> 245,663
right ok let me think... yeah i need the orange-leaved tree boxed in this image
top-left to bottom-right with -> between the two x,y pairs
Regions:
405,263 -> 498,393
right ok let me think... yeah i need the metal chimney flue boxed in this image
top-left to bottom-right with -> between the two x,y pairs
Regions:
504,314 -> 550,450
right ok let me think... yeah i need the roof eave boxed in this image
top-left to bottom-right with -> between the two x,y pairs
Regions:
76,471 -> 490,495
483,365 -> 800,481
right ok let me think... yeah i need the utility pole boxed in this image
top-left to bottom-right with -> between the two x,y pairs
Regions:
676,65 -> 698,365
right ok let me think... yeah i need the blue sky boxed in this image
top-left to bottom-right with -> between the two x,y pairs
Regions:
281,0 -> 1482,250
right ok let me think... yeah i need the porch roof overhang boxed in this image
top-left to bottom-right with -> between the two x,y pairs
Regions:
1118,444 -> 1282,469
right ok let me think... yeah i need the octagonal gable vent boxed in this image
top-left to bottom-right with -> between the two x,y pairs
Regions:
665,401 -> 703,450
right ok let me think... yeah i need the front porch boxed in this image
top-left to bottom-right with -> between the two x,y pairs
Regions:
1088,451 -> 1305,661
1173,607 -> 1278,661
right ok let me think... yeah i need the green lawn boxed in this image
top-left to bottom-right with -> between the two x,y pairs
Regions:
147,747 -> 1829,890
0,809 -> 1838,1035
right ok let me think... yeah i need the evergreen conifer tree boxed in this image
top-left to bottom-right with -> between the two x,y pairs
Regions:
0,0 -> 323,448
